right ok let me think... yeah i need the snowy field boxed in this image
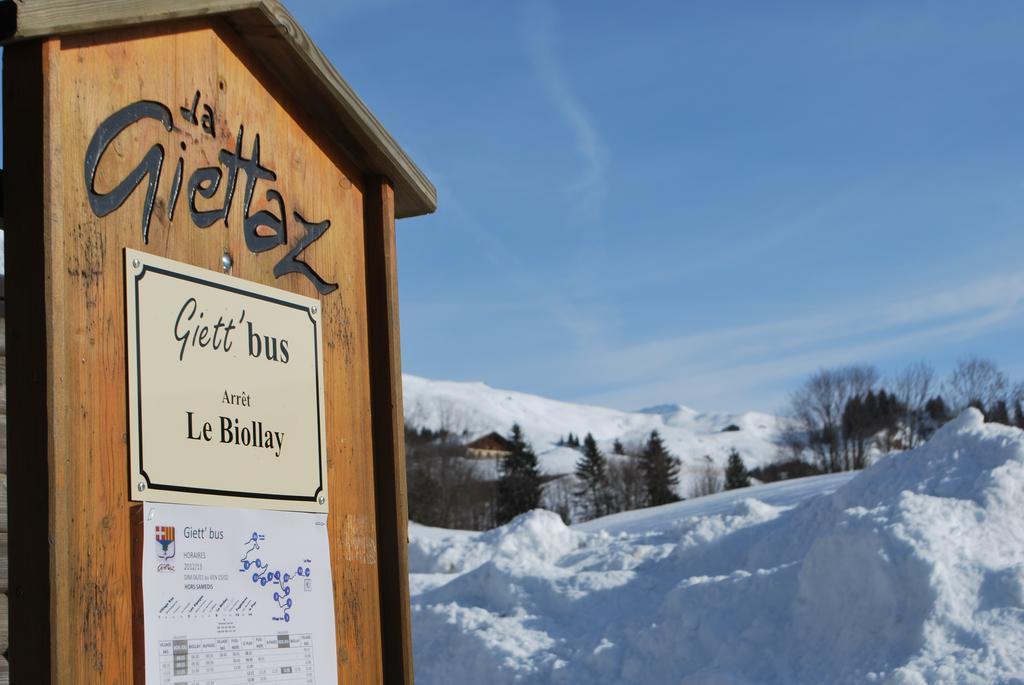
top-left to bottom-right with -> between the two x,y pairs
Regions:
403,374 -> 783,488
409,410 -> 1024,684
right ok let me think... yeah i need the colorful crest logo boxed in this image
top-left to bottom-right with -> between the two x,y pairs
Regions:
155,525 -> 176,560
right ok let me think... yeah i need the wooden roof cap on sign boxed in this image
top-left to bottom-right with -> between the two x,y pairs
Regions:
0,0 -> 438,219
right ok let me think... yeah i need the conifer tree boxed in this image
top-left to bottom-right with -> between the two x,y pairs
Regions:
574,433 -> 612,520
496,424 -> 543,525
1014,401 -> 1024,430
638,430 -> 681,506
612,438 -> 625,455
724,449 -> 751,490
926,396 -> 951,425
988,400 -> 1011,426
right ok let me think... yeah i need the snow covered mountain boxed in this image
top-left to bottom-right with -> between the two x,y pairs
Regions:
402,374 -> 782,482
409,410 -> 1024,683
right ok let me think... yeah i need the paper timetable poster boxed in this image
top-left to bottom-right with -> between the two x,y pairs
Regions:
142,503 -> 339,684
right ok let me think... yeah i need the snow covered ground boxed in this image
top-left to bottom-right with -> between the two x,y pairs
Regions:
403,374 -> 782,489
409,410 -> 1024,683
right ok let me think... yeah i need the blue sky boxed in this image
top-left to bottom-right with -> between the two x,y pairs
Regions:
8,2 -> 1024,413
287,0 -> 1024,413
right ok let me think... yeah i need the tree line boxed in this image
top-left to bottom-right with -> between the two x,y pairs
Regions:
779,356 -> 1024,474
406,422 -> 690,528
406,419 -> 760,529
569,430 -> 683,521
406,355 -> 1019,530
404,424 -> 496,530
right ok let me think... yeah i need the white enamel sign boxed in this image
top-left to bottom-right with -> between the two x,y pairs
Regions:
125,249 -> 328,512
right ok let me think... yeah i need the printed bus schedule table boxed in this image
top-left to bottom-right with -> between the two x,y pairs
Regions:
157,633 -> 315,684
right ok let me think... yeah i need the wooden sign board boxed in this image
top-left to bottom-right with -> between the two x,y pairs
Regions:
2,2 -> 435,683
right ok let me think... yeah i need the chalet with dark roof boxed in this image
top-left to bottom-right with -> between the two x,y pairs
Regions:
466,432 -> 514,459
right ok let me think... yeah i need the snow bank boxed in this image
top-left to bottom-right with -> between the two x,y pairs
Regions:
410,410 -> 1024,684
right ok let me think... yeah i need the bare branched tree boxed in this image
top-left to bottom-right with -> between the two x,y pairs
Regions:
434,399 -> 470,439
406,428 -> 495,530
607,456 -> 646,513
891,362 -> 936,448
787,364 -> 878,472
544,476 -> 575,524
619,438 -> 646,458
775,420 -> 807,463
946,357 -> 1009,414
689,455 -> 723,498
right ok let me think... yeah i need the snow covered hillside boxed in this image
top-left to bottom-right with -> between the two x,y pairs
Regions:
409,410 -> 1024,683
403,374 -> 782,481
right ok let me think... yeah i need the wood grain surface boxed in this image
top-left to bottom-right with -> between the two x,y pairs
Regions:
4,18 -> 412,683
365,178 -> 413,684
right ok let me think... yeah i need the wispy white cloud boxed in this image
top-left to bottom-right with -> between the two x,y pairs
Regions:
523,2 -> 609,222
578,271 -> 1024,412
